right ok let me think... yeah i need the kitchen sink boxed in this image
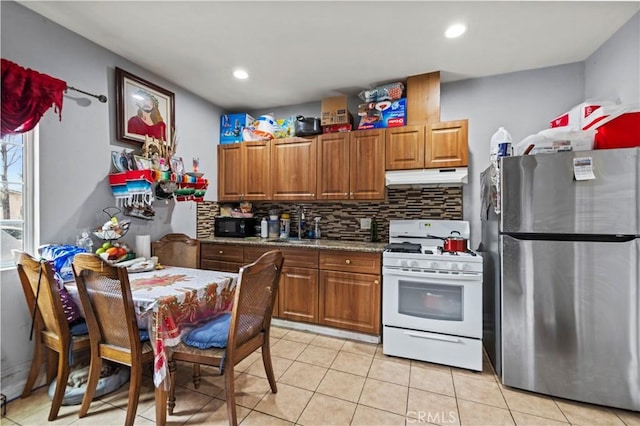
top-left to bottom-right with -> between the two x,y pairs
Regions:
267,238 -> 310,244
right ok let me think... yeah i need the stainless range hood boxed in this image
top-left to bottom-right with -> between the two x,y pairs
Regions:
385,168 -> 468,188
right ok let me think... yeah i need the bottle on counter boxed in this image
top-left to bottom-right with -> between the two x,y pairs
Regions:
260,217 -> 268,239
280,213 -> 291,239
370,217 -> 380,242
314,217 -> 322,239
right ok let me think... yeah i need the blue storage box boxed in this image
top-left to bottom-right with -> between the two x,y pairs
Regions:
357,98 -> 407,130
220,113 -> 255,144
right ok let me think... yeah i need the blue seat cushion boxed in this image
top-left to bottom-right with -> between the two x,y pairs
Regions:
182,313 -> 231,349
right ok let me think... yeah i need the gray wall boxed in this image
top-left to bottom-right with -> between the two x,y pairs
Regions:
1,1 -> 223,398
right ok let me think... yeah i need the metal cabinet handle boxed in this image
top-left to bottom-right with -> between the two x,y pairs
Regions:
219,250 -> 224,254
345,259 -> 351,264
374,280 -> 379,285
344,192 -> 348,196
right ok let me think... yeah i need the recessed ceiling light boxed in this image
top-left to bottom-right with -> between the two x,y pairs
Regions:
445,24 -> 466,39
233,69 -> 249,79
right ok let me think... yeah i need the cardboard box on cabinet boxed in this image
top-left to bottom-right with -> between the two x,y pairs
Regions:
220,113 -> 255,144
357,98 -> 407,130
321,95 -> 350,126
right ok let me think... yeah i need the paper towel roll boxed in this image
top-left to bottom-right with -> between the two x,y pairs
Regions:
135,235 -> 151,259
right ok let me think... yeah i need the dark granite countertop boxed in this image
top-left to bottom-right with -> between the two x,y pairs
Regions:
201,237 -> 386,253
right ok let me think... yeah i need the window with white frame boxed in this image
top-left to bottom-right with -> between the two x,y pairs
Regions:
1,129 -> 37,269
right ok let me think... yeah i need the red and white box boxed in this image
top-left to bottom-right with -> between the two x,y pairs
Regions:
550,100 -> 625,130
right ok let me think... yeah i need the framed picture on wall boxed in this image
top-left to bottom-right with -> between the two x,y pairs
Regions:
115,67 -> 175,145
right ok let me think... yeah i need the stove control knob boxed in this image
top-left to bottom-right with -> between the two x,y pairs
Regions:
461,264 -> 470,271
430,261 -> 439,269
400,260 -> 408,267
409,260 -> 419,268
451,263 -> 460,270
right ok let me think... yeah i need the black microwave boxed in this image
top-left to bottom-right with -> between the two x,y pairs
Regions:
214,217 -> 256,238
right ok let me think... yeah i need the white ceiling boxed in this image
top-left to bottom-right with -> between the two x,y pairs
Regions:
19,1 -> 639,111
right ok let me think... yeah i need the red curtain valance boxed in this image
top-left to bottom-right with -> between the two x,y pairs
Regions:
1,58 -> 66,137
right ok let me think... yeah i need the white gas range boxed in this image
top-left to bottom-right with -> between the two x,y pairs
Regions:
382,219 -> 483,371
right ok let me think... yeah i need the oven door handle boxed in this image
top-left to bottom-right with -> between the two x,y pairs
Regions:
404,330 -> 461,343
382,267 -> 481,281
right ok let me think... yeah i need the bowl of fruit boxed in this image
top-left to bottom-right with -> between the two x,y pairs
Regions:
95,241 -> 136,264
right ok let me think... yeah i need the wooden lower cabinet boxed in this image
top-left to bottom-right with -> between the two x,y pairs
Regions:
319,270 -> 381,335
200,243 -> 244,273
279,266 -> 318,323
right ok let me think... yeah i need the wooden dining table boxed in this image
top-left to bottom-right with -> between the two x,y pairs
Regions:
66,265 -> 239,425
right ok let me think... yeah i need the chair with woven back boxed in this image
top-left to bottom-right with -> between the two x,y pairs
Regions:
151,233 -> 200,269
71,253 -> 154,426
168,249 -> 284,426
14,251 -> 91,421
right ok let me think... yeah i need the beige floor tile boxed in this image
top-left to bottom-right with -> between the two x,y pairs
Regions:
555,399 -> 625,425
341,340 -> 377,356
270,326 -> 291,339
409,364 -> 455,397
614,408 -> 640,426
6,394 -> 89,426
454,374 -> 508,409
99,376 -> 157,415
451,358 -> 497,383
281,329 -> 317,344
253,382 -> 313,422
243,355 -> 293,380
217,373 -> 273,410
359,378 -> 409,416
181,367 -> 226,398
374,346 -> 412,366
351,404 -> 407,426
139,384 -> 211,423
407,388 -> 460,426
457,399 -> 515,426
330,351 -> 373,377
235,351 -> 263,372
501,388 -> 566,422
297,393 -> 356,426
270,339 -> 307,360
368,358 -> 411,386
316,369 -> 366,403
411,359 -> 453,374
277,361 -> 327,391
0,417 -> 19,425
309,334 -> 345,350
239,409 -> 294,425
297,345 -> 338,368
61,402 -> 131,426
511,411 -> 568,425
193,397 -> 251,425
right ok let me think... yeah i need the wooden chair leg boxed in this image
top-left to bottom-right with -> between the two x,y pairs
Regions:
124,364 -> 142,426
192,363 -> 201,389
45,348 -> 58,385
168,360 -> 177,415
261,337 -> 277,393
224,365 -> 238,426
79,357 -> 102,418
22,338 -> 43,398
48,350 -> 71,421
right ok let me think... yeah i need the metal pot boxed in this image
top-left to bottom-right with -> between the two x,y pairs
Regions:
442,231 -> 468,252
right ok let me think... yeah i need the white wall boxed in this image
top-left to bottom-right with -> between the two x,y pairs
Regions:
0,1 -> 223,399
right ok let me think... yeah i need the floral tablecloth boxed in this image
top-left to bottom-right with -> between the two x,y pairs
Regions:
68,266 -> 238,388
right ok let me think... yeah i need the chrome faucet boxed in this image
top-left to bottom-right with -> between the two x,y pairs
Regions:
297,205 -> 305,239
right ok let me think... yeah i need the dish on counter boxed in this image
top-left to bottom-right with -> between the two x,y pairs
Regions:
127,261 -> 156,273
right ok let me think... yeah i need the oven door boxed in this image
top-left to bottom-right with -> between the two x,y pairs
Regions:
382,266 -> 482,339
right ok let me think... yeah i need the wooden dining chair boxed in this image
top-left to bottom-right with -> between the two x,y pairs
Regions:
14,251 -> 91,421
168,250 -> 284,426
71,253 -> 154,426
151,233 -> 201,268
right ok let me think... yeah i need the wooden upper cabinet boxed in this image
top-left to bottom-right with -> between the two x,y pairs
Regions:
218,141 -> 271,201
243,140 -> 271,200
271,137 -> 317,201
217,144 -> 243,201
350,129 -> 386,200
385,125 -> 425,170
425,119 -> 469,168
406,71 -> 440,125
317,132 -> 350,200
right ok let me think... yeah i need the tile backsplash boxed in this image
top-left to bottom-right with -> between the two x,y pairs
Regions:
197,187 -> 463,242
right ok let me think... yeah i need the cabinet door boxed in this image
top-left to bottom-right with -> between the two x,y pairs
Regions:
243,140 -> 272,200
349,129 -> 386,200
385,125 -> 425,170
319,270 -> 381,334
217,144 -> 243,201
278,266 -> 318,323
271,137 -> 317,200
317,133 -> 350,200
425,120 -> 468,168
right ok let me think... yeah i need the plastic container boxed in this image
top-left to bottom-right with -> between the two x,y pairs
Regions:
260,218 -> 268,238
313,217 -> 321,240
490,127 -> 513,165
268,220 -> 280,239
280,213 -> 291,239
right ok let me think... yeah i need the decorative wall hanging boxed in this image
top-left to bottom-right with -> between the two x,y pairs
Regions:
115,67 -> 175,146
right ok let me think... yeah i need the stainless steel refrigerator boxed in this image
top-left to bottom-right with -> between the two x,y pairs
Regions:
482,147 -> 639,411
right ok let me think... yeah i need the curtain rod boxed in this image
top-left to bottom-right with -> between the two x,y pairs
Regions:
66,85 -> 108,103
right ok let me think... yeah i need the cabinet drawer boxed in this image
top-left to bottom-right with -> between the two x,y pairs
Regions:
201,243 -> 244,262
320,251 -> 381,275
201,260 -> 243,273
245,246 -> 319,269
